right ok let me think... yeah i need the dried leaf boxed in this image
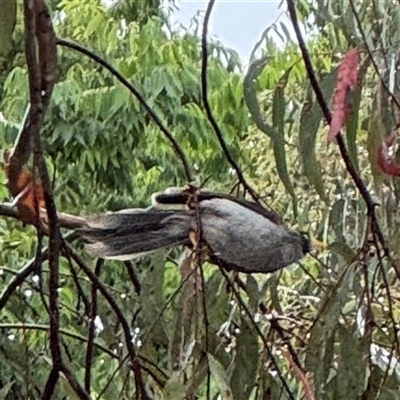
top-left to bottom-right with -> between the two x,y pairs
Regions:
376,128 -> 400,177
3,149 -> 45,225
328,48 -> 360,142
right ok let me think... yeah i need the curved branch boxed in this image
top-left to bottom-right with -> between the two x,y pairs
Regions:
348,0 -> 400,110
200,0 -> 260,203
0,202 -> 88,229
64,245 -> 151,400
0,231 -> 78,312
285,0 -> 400,280
85,259 -> 103,392
0,202 -> 18,218
244,59 -> 298,215
56,37 -> 193,183
0,323 -> 168,386
219,267 -> 295,400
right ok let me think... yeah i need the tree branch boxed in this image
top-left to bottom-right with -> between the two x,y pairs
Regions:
85,259 -> 103,392
219,267 -> 295,400
23,4 -> 64,393
0,322 -> 168,386
286,0 -> 400,280
56,37 -> 193,183
0,232 -> 78,312
64,245 -> 151,400
201,0 -> 261,204
0,202 -> 88,229
348,0 -> 400,110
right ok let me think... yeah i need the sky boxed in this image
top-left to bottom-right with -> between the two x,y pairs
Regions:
169,1 -> 292,63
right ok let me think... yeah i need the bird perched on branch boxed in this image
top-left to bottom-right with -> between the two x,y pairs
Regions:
77,187 -> 311,274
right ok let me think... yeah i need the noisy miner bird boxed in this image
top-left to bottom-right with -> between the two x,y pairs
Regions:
77,187 -> 311,274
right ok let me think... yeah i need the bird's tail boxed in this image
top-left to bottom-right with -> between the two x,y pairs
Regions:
77,208 -> 192,260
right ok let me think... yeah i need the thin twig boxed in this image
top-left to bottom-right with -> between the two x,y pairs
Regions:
286,0 -> 400,282
191,189 -> 211,400
85,259 -> 103,392
62,245 -> 90,314
0,232 -> 78,311
201,0 -> 260,204
0,323 -> 167,386
56,37 -> 193,183
219,267 -> 295,400
348,0 -> 400,110
284,349 -> 316,400
123,261 -> 141,295
65,245 -> 151,400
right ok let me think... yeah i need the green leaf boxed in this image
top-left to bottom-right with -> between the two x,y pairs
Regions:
244,58 -> 297,215
0,380 -> 15,398
332,326 -> 367,399
299,70 -> 337,202
163,372 -> 187,400
0,0 -> 16,59
245,275 -> 259,310
230,320 -> 258,400
208,353 -> 233,400
272,137 -> 298,216
85,13 -> 103,37
305,266 -> 353,397
272,67 -> 292,136
345,61 -> 369,171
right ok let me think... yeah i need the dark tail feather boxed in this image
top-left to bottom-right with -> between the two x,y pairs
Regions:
77,209 -> 192,260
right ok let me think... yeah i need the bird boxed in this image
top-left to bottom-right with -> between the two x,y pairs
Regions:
76,187 -> 311,274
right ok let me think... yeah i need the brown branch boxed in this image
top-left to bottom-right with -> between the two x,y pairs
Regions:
85,259 -> 103,392
0,202 -> 88,229
41,368 -> 59,400
7,0 -> 59,198
21,3 -> 90,397
123,261 -> 141,295
56,37 -> 193,183
349,0 -> 400,110
201,0 -> 261,204
219,267 -> 295,400
24,0 -> 62,382
0,323 -> 168,386
0,232 -> 78,312
64,245 -> 151,400
286,0 -> 400,281
283,349 -> 316,400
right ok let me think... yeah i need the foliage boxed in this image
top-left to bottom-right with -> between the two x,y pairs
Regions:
1,0 -> 400,399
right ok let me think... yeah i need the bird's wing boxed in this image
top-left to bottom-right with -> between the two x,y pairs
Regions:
152,187 -> 282,224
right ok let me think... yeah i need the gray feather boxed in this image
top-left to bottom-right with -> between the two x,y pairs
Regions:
77,196 -> 310,273
78,209 -> 192,260
198,198 -> 306,273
